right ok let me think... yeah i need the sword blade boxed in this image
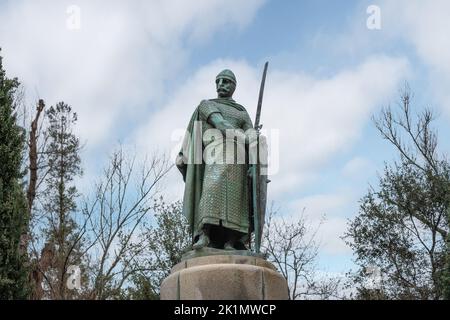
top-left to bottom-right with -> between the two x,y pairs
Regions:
254,61 -> 269,129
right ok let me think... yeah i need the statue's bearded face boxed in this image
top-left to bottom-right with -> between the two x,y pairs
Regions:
216,77 -> 235,98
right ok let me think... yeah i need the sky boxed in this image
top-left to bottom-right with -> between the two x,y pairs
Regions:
1,0 -> 450,275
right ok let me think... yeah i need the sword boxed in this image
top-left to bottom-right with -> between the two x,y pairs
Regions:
255,62 -> 268,130
251,61 -> 268,253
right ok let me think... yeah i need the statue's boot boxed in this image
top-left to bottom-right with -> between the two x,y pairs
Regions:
224,240 -> 235,250
224,233 -> 248,250
236,242 -> 247,250
234,234 -> 248,250
192,233 -> 210,250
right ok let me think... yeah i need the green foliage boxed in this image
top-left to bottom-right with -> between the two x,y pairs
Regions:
108,198 -> 190,300
443,207 -> 450,300
0,50 -> 30,299
43,102 -> 82,244
148,199 -> 191,267
40,102 -> 85,299
345,89 -> 449,300
123,274 -> 159,300
135,198 -> 191,299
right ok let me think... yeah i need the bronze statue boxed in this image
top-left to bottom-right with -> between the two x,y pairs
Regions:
176,66 -> 268,254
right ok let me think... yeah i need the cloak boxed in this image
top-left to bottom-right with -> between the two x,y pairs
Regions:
177,98 -> 250,241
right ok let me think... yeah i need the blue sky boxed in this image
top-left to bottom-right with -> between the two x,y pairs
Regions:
1,0 -> 450,275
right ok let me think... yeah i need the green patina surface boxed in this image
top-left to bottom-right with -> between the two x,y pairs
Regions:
176,69 -> 258,252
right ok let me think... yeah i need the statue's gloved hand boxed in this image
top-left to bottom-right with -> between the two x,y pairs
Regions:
176,153 -> 185,168
208,113 -> 234,135
208,113 -> 249,145
216,120 -> 235,136
176,153 -> 187,181
247,166 -> 255,178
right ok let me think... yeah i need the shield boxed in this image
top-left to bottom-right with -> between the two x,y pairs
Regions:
257,135 -> 268,242
249,134 -> 269,252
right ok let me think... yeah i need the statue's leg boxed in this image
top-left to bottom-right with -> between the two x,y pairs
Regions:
224,239 -> 235,250
223,227 -> 235,250
235,233 -> 248,250
224,229 -> 248,250
192,224 -> 210,250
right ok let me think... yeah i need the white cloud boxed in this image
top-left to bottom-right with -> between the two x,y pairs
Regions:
258,55 -> 409,197
334,0 -> 450,117
287,193 -> 353,255
380,0 -> 450,116
288,193 -> 350,219
267,199 -> 352,256
380,0 -> 450,75
319,217 -> 351,255
342,156 -> 373,179
0,0 -> 265,146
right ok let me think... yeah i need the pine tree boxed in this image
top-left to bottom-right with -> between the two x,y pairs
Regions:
41,102 -> 84,299
0,50 -> 30,299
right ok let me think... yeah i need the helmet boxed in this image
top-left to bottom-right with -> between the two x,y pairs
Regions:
216,69 -> 236,85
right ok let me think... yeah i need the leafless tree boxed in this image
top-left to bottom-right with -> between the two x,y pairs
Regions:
22,98 -> 173,299
20,98 -> 55,299
345,85 -> 449,299
262,206 -> 341,300
80,148 -> 172,299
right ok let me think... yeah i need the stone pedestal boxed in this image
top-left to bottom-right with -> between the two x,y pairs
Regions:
160,253 -> 289,300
